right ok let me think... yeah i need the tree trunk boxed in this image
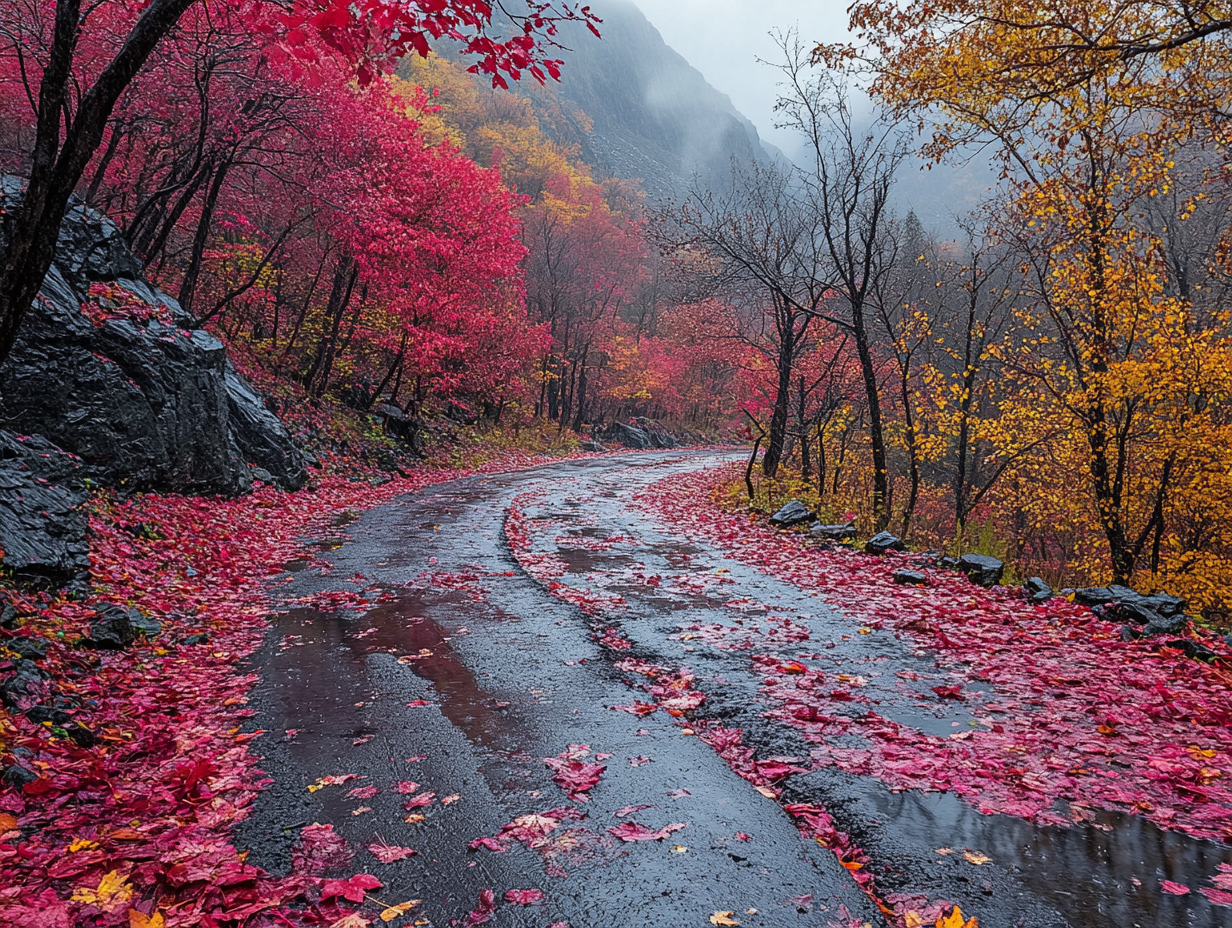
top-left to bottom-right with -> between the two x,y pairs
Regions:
177,157 -> 230,316
852,315 -> 889,529
0,0 -> 198,366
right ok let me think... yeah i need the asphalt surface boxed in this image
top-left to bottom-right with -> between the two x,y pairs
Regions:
236,451 -> 1232,928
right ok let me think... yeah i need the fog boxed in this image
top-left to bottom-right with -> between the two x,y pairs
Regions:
626,0 -> 999,234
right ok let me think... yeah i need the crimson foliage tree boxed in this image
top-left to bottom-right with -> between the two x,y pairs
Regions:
0,0 -> 598,366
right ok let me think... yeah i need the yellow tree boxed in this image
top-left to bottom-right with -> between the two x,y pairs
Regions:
823,0 -> 1232,591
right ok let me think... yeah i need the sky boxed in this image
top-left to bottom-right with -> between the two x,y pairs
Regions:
628,0 -> 854,158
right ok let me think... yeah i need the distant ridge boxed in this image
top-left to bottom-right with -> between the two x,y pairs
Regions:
511,0 -> 776,201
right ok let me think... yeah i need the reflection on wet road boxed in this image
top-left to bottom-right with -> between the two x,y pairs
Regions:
237,452 -> 1232,928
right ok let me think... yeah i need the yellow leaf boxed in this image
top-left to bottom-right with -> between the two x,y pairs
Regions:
380,900 -> 421,922
128,910 -> 166,928
905,912 -> 923,928
754,786 -> 777,799
936,905 -> 978,928
71,870 -> 134,912
963,850 -> 992,865
69,837 -> 99,852
710,913 -> 740,927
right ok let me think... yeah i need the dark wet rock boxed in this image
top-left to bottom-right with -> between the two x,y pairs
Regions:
769,500 -> 814,528
1134,592 -> 1187,617
0,431 -> 90,588
1120,624 -> 1142,642
810,521 -> 856,541
85,605 -> 145,650
1073,587 -> 1116,607
1024,577 -> 1053,602
128,612 -> 162,639
1164,638 -> 1220,662
957,554 -> 1004,588
0,176 -> 303,497
0,660 -> 49,707
597,418 -> 680,450
599,420 -> 654,450
865,532 -> 905,555
24,703 -> 70,726
0,604 -> 17,629
893,569 -> 928,586
251,467 -> 275,485
183,633 -> 210,646
6,637 -> 48,662
1144,614 -> 1192,637
580,440 -> 606,453
936,556 -> 959,570
0,764 -> 38,789
224,361 -> 307,491
1109,600 -> 1161,626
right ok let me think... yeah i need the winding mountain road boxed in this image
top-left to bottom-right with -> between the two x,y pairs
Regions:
236,451 -> 1231,928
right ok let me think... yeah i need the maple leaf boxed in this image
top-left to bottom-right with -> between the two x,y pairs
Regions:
368,840 -> 417,863
608,821 -> 687,842
128,911 -> 166,928
322,873 -> 383,903
71,870 -> 133,912
505,888 -> 545,904
614,805 -> 652,817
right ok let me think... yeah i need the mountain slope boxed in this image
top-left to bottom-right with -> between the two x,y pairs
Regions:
516,0 -> 775,200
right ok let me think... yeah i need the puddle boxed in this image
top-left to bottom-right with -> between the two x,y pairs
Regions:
348,595 -> 528,749
813,776 -> 1232,928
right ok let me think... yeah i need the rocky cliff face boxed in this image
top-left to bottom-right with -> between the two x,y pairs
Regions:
0,175 -> 307,586
509,1 -> 775,201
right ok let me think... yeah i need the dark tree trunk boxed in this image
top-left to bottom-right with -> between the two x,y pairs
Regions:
0,0 -> 199,367
177,157 -> 230,316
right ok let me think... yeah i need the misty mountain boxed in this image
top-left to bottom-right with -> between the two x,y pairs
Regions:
517,1 -> 776,201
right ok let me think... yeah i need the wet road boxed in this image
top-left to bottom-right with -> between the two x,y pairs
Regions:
237,452 -> 1232,928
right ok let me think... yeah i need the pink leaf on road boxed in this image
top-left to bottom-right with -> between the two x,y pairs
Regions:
367,841 -> 417,863
608,821 -> 687,842
403,791 -> 436,809
1161,880 -> 1191,895
347,785 -> 380,799
321,873 -> 382,903
612,702 -> 657,716
505,888 -> 545,904
395,781 -> 420,794
543,752 -> 605,800
466,888 -> 497,925
614,805 -> 653,817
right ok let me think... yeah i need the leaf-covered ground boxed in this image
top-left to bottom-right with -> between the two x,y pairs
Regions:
631,465 -> 1232,910
0,447 -> 592,927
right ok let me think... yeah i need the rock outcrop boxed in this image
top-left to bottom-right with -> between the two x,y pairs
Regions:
0,175 -> 307,587
769,500 -> 814,528
596,418 -> 680,451
957,553 -> 1005,588
0,175 -> 306,496
0,431 -> 89,587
